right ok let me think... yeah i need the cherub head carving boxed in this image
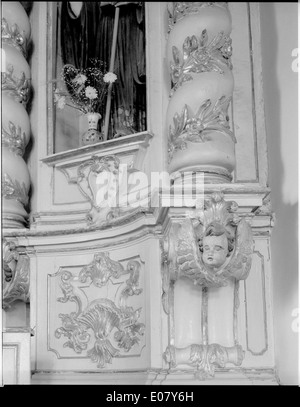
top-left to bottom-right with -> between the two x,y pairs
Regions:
199,221 -> 234,271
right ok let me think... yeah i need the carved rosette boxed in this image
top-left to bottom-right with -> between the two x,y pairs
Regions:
166,2 -> 235,183
54,252 -> 145,368
2,2 -> 32,228
2,239 -> 30,310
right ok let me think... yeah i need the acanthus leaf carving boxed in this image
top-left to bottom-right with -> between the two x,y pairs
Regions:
168,97 -> 235,163
55,252 -> 145,368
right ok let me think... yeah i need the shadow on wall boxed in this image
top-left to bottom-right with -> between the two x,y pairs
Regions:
260,2 -> 298,385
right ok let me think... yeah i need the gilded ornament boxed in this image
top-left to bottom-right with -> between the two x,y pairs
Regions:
1,63 -> 31,104
1,18 -> 27,55
2,173 -> 28,206
168,2 -> 228,31
168,97 -> 235,163
170,30 -> 232,96
2,121 -> 26,156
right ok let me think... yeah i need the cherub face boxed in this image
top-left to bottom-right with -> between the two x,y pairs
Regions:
202,234 -> 229,269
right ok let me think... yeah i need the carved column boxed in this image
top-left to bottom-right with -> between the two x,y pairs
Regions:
1,1 -> 32,228
166,2 -> 235,183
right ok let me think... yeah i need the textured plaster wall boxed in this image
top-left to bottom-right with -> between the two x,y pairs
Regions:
260,2 -> 298,385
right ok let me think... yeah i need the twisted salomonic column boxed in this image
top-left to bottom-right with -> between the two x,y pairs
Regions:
1,1 -> 31,228
167,2 -> 235,183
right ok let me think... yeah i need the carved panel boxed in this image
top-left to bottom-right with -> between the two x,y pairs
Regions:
244,250 -> 268,356
47,253 -> 145,368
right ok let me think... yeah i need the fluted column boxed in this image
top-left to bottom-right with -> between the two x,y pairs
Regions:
1,1 -> 32,228
166,2 -> 235,183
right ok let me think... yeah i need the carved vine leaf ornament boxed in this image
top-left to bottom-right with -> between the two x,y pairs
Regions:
1,17 -> 27,55
165,192 -> 254,288
55,252 -> 145,368
2,121 -> 26,156
168,2 -> 228,31
2,173 -> 28,206
168,97 -> 236,162
170,30 -> 232,96
2,240 -> 30,310
1,64 -> 31,105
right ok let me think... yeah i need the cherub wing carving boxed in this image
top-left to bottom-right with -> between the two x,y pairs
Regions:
221,219 -> 253,280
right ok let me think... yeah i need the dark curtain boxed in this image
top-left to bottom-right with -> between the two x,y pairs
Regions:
60,2 -> 146,138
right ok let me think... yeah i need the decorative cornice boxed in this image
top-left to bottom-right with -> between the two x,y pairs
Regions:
170,31 -> 232,95
2,121 -> 26,156
2,173 -> 28,206
1,64 -> 31,105
168,97 -> 235,163
168,2 -> 228,31
2,239 -> 30,310
1,18 -> 27,56
54,253 -> 145,367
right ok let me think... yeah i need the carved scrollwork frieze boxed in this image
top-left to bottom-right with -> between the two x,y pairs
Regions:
168,97 -> 235,163
54,252 -> 145,368
170,31 -> 232,96
2,239 -> 30,310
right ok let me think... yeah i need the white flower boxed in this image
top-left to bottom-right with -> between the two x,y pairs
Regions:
103,72 -> 117,84
72,74 -> 87,85
85,86 -> 98,100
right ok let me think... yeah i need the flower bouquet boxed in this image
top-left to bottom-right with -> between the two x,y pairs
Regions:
53,58 -> 117,145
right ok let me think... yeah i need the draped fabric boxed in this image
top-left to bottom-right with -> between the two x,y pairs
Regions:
60,2 -> 146,139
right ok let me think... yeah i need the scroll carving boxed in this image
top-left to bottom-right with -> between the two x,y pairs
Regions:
2,239 -> 30,309
55,252 -> 145,368
164,343 -> 244,379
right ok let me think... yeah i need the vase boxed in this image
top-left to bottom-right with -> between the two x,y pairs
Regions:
81,112 -> 103,146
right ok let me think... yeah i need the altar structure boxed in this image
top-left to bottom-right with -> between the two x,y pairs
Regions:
1,2 -> 298,385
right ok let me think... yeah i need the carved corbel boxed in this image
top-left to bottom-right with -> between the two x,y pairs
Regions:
163,343 -> 244,379
2,239 -> 30,310
164,192 -> 253,289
